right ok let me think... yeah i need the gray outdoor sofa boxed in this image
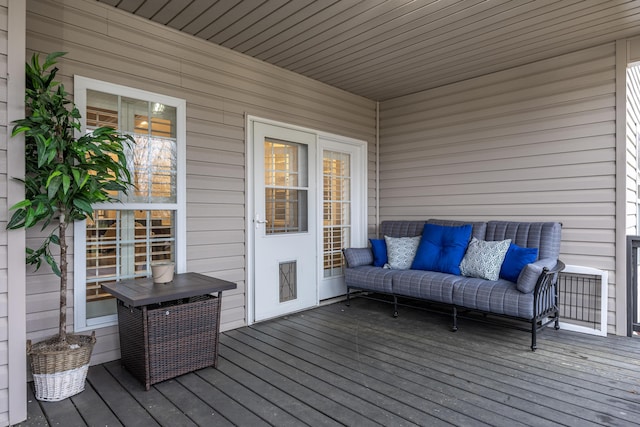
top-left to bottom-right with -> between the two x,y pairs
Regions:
343,219 -> 565,350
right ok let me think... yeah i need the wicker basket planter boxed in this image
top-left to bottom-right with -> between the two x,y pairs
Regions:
28,332 -> 96,401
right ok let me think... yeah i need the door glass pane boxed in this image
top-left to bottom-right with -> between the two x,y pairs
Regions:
323,151 -> 351,278
264,139 -> 308,234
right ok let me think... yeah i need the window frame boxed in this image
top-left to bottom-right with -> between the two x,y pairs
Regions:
73,76 -> 186,331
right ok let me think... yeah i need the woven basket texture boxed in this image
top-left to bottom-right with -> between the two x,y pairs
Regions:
28,332 -> 96,401
118,294 -> 220,389
28,333 -> 96,374
32,365 -> 90,401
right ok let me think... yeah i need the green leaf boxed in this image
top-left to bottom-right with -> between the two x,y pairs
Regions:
44,254 -> 61,277
6,209 -> 27,230
72,198 -> 93,214
45,170 -> 62,187
62,174 -> 70,194
71,168 -> 81,185
47,175 -> 61,200
8,199 -> 31,211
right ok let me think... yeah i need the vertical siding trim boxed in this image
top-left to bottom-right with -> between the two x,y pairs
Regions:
6,1 -> 26,424
376,101 -> 380,235
616,39 -> 629,336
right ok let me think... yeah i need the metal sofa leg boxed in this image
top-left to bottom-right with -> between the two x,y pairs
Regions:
531,320 -> 537,351
346,287 -> 351,307
452,306 -> 458,332
393,295 -> 398,318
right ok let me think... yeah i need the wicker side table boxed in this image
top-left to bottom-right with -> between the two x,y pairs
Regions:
102,273 -> 236,390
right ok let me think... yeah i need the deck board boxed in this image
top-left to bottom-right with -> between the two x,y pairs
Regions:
104,361 -> 198,427
69,373 -> 123,427
176,371 -> 269,426
219,339 -> 369,425
87,364 -> 161,427
18,298 -> 640,426
305,303 -> 640,426
153,376 -> 235,427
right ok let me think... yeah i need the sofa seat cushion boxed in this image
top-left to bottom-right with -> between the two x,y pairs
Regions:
452,277 -> 535,319
391,270 -> 459,304
345,266 -> 399,294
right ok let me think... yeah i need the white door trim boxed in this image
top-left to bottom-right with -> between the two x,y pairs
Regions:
246,116 -> 367,325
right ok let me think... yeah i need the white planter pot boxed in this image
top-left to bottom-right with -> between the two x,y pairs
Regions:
151,262 -> 175,283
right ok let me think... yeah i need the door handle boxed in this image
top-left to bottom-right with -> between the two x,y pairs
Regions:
254,214 -> 268,229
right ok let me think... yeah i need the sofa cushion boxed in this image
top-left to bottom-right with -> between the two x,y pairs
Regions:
344,265 -> 399,294
380,221 -> 427,238
516,258 -> 557,293
391,270 -> 459,304
427,218 -> 487,240
485,221 -> 561,260
369,238 -> 388,267
411,224 -> 472,275
452,277 -> 535,319
343,248 -> 373,268
385,235 -> 421,269
459,238 -> 511,281
500,243 -> 538,283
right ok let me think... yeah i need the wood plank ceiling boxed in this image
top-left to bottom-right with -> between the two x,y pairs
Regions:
96,0 -> 640,101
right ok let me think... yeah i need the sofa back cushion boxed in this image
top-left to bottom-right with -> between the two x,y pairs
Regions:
380,220 -> 487,240
485,221 -> 562,260
427,219 -> 487,240
380,221 -> 426,238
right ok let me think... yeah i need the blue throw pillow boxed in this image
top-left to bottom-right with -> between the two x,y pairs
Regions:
500,243 -> 538,283
369,238 -> 387,267
411,224 -> 472,275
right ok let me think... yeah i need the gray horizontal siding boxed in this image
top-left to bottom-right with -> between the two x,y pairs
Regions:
25,0 -> 376,365
380,43 -> 617,332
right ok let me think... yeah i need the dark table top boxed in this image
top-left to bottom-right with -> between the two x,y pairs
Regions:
101,272 -> 237,307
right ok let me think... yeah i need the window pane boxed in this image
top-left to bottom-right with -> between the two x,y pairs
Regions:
323,150 -> 351,277
86,90 -> 118,128
265,188 -> 308,233
85,209 -> 175,320
126,135 -> 177,203
264,139 -> 308,234
85,93 -> 178,203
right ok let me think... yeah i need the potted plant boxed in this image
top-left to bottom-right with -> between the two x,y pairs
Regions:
6,52 -> 134,401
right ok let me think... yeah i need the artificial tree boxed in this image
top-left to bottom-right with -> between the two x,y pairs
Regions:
7,51 -> 133,387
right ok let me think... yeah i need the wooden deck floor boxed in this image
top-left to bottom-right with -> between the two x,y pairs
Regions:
19,297 -> 640,426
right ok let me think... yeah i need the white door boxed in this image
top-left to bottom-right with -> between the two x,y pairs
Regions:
319,139 -> 364,300
253,122 -> 318,321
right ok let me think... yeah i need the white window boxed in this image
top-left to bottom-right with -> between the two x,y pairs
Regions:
73,77 -> 186,330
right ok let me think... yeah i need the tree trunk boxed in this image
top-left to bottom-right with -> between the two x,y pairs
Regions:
59,213 -> 67,343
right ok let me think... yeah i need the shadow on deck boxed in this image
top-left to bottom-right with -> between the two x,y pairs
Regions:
19,297 -> 640,426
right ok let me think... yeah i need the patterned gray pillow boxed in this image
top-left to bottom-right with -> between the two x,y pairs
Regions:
384,235 -> 421,270
459,238 -> 511,281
